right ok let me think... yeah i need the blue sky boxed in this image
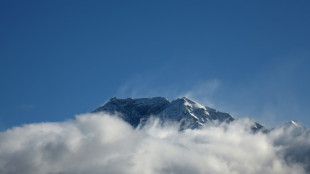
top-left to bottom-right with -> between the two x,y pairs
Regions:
0,0 -> 309,130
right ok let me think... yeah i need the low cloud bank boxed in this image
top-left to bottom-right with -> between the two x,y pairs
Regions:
0,113 -> 309,174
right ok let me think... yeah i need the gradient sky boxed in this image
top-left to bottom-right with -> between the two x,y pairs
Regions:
1,0 -> 310,130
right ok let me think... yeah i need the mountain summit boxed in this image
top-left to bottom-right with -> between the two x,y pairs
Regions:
92,97 -> 263,131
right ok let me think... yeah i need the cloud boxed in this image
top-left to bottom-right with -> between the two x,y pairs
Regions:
116,76 -> 221,107
182,79 -> 220,108
0,113 -> 309,174
116,75 -> 184,100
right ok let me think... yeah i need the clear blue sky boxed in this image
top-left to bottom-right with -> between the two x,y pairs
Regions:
1,0 -> 309,130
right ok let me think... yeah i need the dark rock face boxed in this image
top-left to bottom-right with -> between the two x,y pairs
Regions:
93,97 -> 170,127
93,97 -> 264,131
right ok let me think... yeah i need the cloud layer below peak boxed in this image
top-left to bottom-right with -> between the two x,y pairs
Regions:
0,113 -> 309,174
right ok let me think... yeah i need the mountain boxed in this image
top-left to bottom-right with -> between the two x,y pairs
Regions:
283,120 -> 305,128
92,97 -> 264,131
273,120 -> 310,172
279,120 -> 309,136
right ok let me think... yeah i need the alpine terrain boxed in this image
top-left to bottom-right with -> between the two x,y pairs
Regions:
92,97 -> 265,131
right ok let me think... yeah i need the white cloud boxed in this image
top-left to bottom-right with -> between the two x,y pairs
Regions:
0,113 -> 309,174
182,79 -> 220,108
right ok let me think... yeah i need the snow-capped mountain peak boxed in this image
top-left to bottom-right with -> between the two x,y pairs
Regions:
289,120 -> 299,126
283,120 -> 304,129
92,97 -> 263,131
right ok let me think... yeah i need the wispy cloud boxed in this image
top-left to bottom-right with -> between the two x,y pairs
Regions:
182,79 -> 220,108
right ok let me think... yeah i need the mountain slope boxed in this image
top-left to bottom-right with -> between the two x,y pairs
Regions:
93,97 -> 266,131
